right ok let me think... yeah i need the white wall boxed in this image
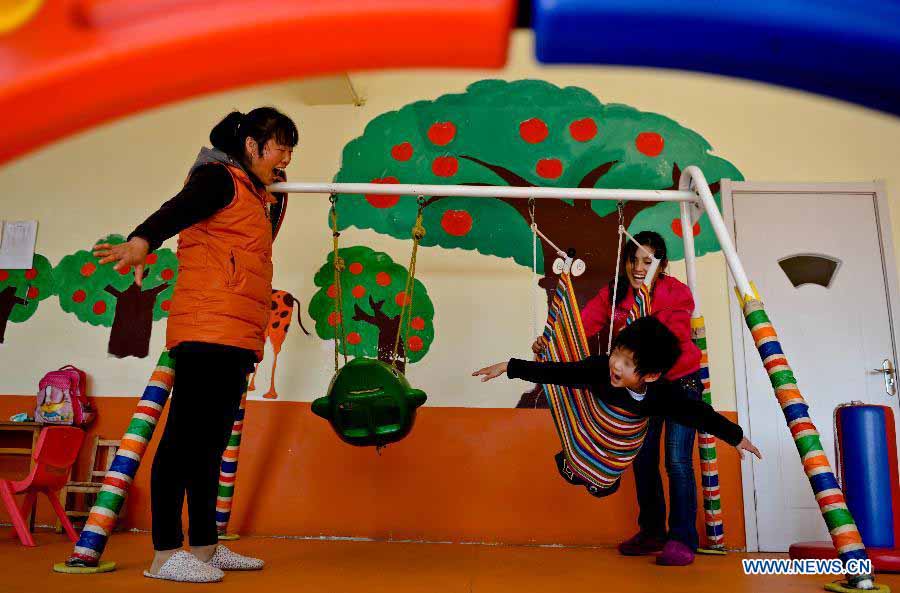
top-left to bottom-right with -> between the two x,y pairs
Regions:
3,31 -> 900,410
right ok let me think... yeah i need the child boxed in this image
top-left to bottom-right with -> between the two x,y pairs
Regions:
474,317 -> 761,498
581,230 -> 707,565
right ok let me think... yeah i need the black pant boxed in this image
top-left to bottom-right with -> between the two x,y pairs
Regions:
150,349 -> 250,551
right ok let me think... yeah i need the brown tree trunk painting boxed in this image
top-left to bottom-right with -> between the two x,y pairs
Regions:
424,158 -> 699,407
0,285 -> 26,344
353,296 -> 406,373
105,281 -> 169,359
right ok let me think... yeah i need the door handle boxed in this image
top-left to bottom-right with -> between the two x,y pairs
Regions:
870,359 -> 897,397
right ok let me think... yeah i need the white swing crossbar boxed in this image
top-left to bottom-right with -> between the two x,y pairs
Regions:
270,169 -> 752,297
269,182 -> 697,202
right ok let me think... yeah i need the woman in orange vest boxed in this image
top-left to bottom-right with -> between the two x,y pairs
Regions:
94,107 -> 297,583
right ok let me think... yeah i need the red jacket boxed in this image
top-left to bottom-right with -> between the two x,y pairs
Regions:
581,274 -> 701,380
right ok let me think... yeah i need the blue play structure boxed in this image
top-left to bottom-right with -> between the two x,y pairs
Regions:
839,406 -> 896,549
533,1 -> 900,116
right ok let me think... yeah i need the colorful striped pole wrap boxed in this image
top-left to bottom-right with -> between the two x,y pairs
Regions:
541,273 -> 650,490
691,316 -> 725,549
743,298 -> 868,565
216,385 -> 248,534
66,351 -> 175,567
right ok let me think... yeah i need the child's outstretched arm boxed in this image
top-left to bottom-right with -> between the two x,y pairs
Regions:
95,165 -> 235,287
473,357 -> 606,387
734,436 -> 762,460
472,361 -> 508,382
648,391 -> 762,460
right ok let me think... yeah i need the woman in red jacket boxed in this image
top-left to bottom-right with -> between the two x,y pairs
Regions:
582,230 -> 703,566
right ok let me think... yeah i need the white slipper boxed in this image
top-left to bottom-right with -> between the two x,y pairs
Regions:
207,545 -> 265,571
143,550 -> 225,583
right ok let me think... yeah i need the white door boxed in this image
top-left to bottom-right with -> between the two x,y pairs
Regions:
731,187 -> 900,552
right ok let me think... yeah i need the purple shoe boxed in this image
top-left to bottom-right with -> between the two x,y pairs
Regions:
656,540 -> 695,566
617,531 -> 666,556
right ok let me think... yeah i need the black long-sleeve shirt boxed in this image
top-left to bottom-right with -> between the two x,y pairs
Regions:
129,164 -> 235,251
506,356 -> 744,446
128,164 -> 284,251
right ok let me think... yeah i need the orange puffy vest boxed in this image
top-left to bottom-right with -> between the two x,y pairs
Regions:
166,164 -> 275,360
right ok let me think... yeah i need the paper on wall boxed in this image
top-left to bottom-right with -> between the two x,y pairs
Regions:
0,220 -> 38,269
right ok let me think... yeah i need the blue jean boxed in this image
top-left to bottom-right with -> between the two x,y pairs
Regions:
632,371 -> 703,550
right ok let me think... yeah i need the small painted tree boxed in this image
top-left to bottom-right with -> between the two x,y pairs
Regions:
309,246 -> 434,374
53,234 -> 178,358
0,254 -> 53,343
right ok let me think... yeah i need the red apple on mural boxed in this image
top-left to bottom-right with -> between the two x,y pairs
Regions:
441,210 -> 473,236
519,117 -> 549,144
431,156 -> 459,177
536,158 -> 563,179
391,142 -> 413,161
428,122 -> 456,146
366,177 -> 400,208
636,132 -> 665,157
671,218 -> 701,237
569,118 -> 598,142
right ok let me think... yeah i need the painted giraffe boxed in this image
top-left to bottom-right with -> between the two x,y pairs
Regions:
249,289 -> 310,399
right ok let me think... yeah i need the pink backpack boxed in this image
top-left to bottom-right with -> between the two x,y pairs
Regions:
36,365 -> 95,426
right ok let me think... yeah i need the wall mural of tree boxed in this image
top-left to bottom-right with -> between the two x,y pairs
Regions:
53,234 -> 177,359
0,254 -> 53,344
331,79 -> 742,406
309,246 -> 434,375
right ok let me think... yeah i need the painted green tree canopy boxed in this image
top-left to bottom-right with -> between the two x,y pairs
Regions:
0,254 -> 53,343
309,246 -> 434,372
53,234 -> 178,358
333,79 -> 743,304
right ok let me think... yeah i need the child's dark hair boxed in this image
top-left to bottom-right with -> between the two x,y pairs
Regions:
210,107 -> 298,162
610,230 -> 669,305
612,316 -> 680,377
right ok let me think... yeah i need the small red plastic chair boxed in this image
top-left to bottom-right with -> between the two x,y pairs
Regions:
0,426 -> 84,546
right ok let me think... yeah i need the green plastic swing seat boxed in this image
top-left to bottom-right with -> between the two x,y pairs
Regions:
312,358 -> 427,447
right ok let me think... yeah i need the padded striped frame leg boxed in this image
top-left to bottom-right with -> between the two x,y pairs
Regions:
742,298 -> 872,585
216,383 -> 249,539
60,352 -> 175,569
692,316 -> 725,552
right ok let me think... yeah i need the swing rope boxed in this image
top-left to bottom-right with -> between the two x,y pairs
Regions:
607,202 -> 626,356
530,198 -> 579,345
391,196 -> 427,370
529,198 -> 539,341
605,202 -> 662,355
329,195 -> 348,372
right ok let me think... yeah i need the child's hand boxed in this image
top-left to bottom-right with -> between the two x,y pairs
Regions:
736,437 -> 762,460
472,362 -> 508,382
93,237 -> 150,287
531,337 -> 544,355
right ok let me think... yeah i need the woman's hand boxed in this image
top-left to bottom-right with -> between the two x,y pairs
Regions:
93,237 -> 150,287
736,437 -> 762,460
472,362 -> 508,382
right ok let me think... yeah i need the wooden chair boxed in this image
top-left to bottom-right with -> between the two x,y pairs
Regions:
63,437 -> 123,529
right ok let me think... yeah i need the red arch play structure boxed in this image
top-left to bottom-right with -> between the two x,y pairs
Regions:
5,1 -> 900,166
0,0 -> 514,165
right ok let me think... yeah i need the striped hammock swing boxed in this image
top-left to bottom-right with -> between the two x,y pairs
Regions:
538,271 -> 651,494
